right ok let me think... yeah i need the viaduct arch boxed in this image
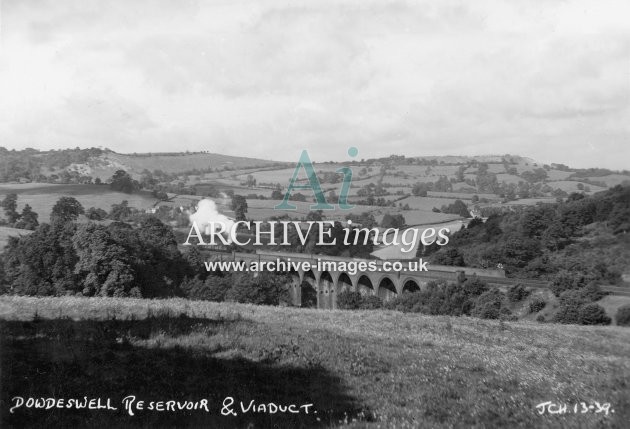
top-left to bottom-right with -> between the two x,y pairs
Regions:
205,250 -> 521,309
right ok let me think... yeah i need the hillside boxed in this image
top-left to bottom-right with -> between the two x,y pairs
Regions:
0,147 -> 286,182
67,151 -> 287,181
1,296 -> 628,428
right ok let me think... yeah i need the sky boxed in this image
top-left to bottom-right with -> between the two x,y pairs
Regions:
0,0 -> 629,169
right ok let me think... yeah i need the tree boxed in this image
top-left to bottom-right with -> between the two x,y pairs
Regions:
86,207 -> 108,221
291,193 -> 307,202
507,283 -> 529,302
455,166 -> 466,182
110,170 -> 137,193
615,305 -> 630,326
231,195 -> 248,221
578,304 -> 611,325
306,210 -> 324,222
381,213 -> 406,229
14,204 -> 38,230
529,297 -> 546,313
552,290 -> 586,324
359,295 -> 383,309
472,288 -> 505,319
441,200 -> 471,218
50,197 -> 84,223
109,200 -> 132,221
412,182 -> 429,197
72,223 -> 138,297
432,248 -> 465,266
2,222 -> 79,295
519,206 -> 556,238
226,272 -> 289,305
434,176 -> 452,192
1,193 -> 20,224
181,275 -> 233,301
336,291 -> 363,309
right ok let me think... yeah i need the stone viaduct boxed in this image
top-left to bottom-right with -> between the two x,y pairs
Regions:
211,250 -> 528,309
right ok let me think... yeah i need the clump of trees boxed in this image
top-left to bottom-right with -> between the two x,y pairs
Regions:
230,195 -> 248,221
426,185 -> 630,283
337,291 -> 383,310
0,147 -> 105,183
2,211 -> 188,297
180,270 -> 290,306
552,285 -> 610,325
110,170 -> 139,194
1,193 -> 39,230
616,305 -> 630,326
380,213 -> 405,229
440,200 -> 471,218
0,196 -> 293,305
529,297 -> 546,313
383,275 -> 514,320
507,283 -> 529,302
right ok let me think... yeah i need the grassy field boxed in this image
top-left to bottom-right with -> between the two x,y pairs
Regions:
584,174 -> 630,187
546,181 -> 608,193
399,196 -> 458,210
0,184 -> 158,220
1,296 -> 628,428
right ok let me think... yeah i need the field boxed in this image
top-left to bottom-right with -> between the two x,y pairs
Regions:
0,184 -> 158,220
1,296 -> 629,428
371,219 -> 468,259
546,181 -> 608,193
495,173 -> 525,185
584,175 -> 630,187
399,196 -> 458,210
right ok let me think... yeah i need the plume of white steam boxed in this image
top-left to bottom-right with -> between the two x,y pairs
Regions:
189,199 -> 235,243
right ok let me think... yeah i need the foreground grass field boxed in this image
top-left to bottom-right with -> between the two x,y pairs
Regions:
1,296 -> 629,428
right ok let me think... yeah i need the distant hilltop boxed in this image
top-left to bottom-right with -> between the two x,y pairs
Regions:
0,146 -> 628,184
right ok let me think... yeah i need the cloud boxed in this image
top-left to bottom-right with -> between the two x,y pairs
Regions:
0,0 -> 628,169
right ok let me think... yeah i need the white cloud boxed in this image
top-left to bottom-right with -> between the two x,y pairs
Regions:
0,0 -> 628,169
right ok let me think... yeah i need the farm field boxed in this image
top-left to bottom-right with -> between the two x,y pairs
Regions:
497,197 -> 560,206
394,165 -> 460,176
584,174 -> 630,187
545,170 -> 573,181
245,199 -> 395,222
426,191 -> 492,200
398,196 -> 458,210
547,181 -> 607,193
1,296 -> 628,428
393,211 -> 461,226
495,173 -> 524,185
371,218 -> 468,259
237,164 -> 365,186
0,184 -> 158,220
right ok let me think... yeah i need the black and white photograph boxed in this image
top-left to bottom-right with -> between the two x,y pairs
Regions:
1,1 -> 629,427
